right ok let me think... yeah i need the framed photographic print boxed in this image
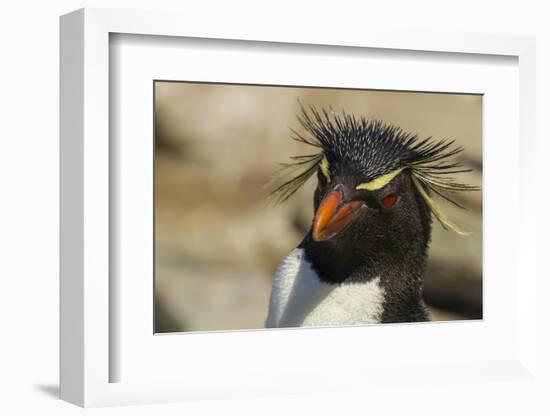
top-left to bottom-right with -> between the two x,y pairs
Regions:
153,82 -> 483,333
60,8 -> 538,408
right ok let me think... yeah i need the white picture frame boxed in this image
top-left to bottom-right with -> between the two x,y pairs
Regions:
60,7 -> 538,408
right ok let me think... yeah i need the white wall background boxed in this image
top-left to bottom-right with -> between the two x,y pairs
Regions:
0,1 -> 548,415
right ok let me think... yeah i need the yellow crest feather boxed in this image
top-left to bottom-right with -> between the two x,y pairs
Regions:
320,156 -> 330,181
411,175 -> 471,236
356,168 -> 404,191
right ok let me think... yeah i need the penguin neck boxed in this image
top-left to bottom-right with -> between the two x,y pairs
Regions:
300,231 -> 428,291
301,233 -> 430,322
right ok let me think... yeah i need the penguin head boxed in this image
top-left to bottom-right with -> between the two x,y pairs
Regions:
270,105 -> 479,251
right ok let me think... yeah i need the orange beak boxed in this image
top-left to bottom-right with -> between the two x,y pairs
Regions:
312,187 -> 366,242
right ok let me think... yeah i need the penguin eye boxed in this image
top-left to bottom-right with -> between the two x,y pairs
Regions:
382,194 -> 398,208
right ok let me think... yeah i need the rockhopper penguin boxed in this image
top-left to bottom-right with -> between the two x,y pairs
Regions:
266,106 -> 479,327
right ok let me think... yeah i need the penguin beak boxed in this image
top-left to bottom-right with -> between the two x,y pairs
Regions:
312,186 -> 366,242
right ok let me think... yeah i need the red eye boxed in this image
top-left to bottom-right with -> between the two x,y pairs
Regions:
382,194 -> 398,208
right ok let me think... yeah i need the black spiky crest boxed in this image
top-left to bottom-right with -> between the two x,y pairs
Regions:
269,104 -> 480,235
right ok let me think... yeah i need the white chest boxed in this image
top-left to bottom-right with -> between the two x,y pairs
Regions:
265,248 -> 386,328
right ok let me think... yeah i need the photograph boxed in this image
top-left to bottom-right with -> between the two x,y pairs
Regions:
154,81 -> 482,333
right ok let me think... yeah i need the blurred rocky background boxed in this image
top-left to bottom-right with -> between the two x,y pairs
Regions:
154,82 -> 482,332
